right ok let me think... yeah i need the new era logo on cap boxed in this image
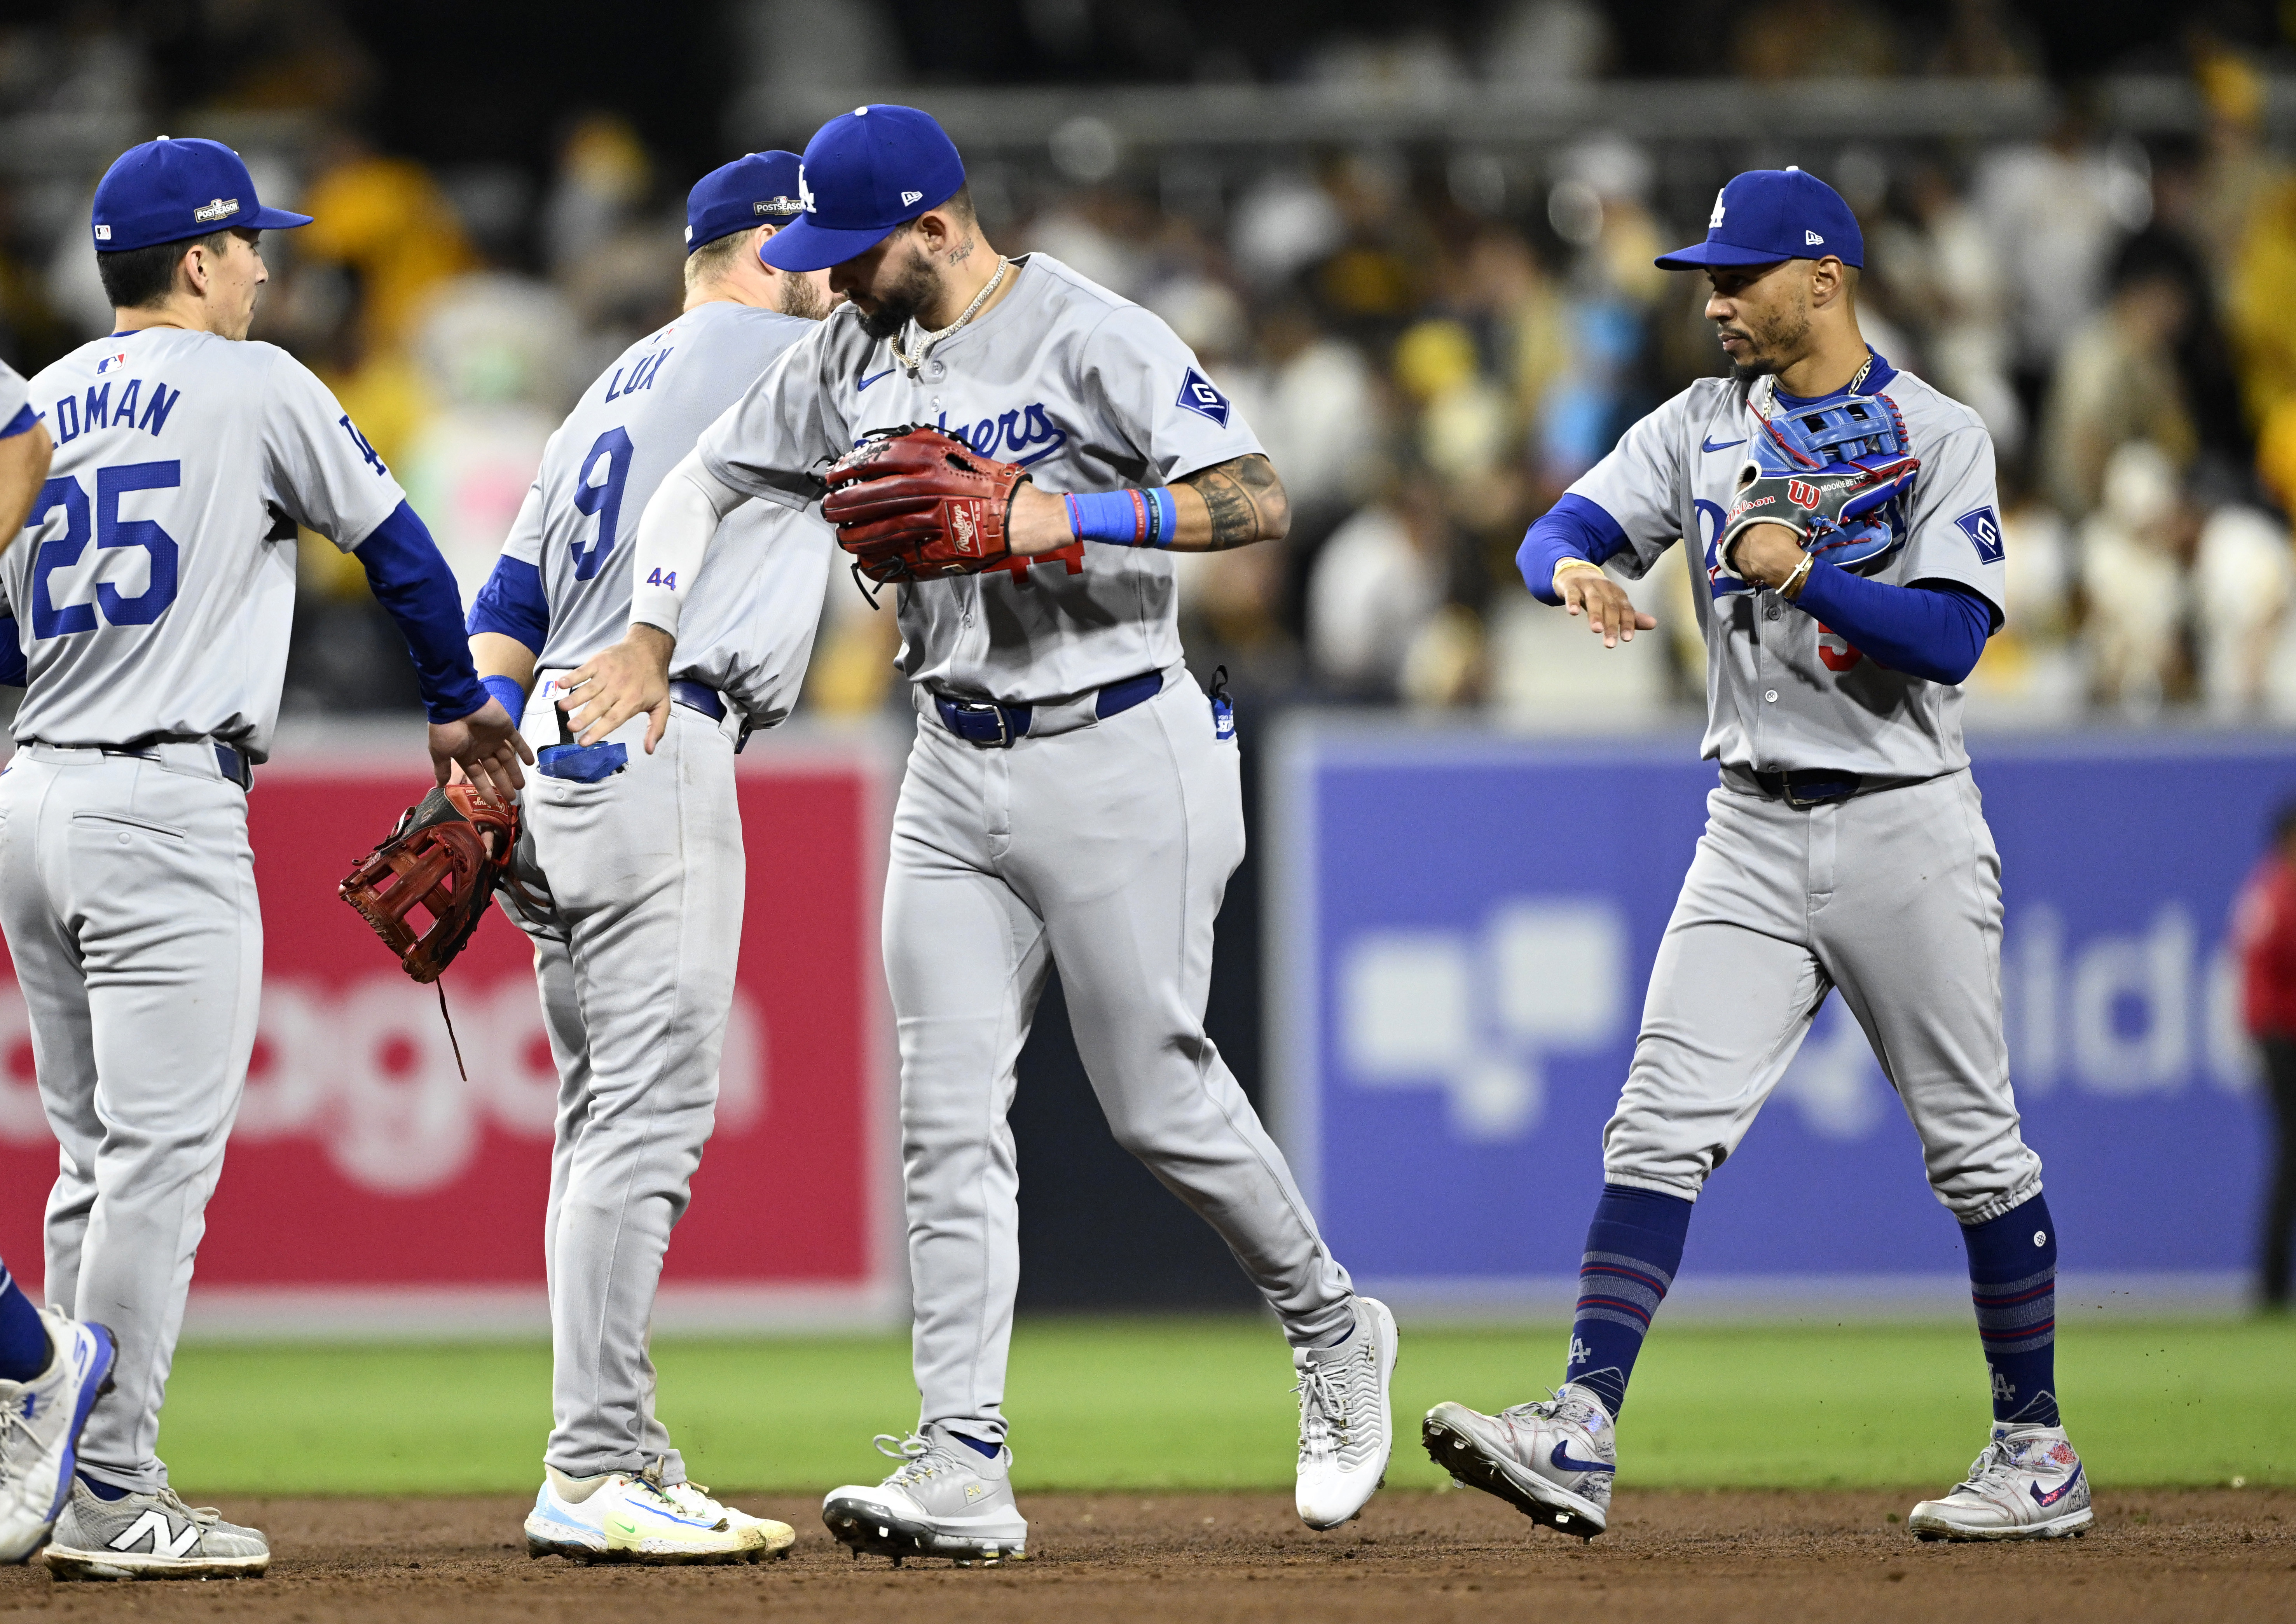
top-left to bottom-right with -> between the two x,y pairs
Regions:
1805,229 -> 1823,244
901,189 -> 923,206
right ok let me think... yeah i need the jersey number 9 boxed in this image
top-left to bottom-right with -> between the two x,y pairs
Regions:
571,427 -> 633,582
26,461 -> 182,638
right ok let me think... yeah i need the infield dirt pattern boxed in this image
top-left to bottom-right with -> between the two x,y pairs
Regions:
0,1488 -> 2287,1621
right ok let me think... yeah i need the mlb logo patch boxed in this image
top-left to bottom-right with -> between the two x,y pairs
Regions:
95,353 -> 128,374
1956,505 -> 2005,565
1176,367 -> 1230,428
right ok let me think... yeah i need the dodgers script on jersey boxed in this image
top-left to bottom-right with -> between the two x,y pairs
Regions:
3,329 -> 403,757
1572,353 -> 2003,778
695,254 -> 1261,703
502,299 -> 831,727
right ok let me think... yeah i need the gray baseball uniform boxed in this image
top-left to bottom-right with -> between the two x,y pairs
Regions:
1562,354 -> 2041,1220
688,254 -> 1356,1441
0,330 -> 408,1492
479,299 -> 831,1481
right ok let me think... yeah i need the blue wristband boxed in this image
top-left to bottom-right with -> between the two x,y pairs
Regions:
1063,487 -> 1179,547
480,673 -> 526,720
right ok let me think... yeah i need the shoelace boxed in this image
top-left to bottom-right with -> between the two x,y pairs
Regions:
1953,1437 -> 2023,1496
0,1402 -> 36,1489
1297,1334 -> 1385,1470
874,1431 -> 960,1489
1294,1364 -> 1343,1467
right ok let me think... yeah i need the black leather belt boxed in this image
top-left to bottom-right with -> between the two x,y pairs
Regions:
1750,768 -> 1861,808
934,671 -> 1162,749
670,680 -> 724,721
98,739 -> 251,790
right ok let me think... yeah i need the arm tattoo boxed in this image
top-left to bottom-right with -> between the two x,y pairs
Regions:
1180,455 -> 1282,550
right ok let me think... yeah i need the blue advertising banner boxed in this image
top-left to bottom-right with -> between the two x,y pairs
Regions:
1268,722 -> 2295,1302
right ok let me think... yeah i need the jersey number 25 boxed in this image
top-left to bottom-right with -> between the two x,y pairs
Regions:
25,461 -> 181,638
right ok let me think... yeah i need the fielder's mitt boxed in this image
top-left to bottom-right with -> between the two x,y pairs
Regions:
339,784 -> 518,984
1720,387 -> 1919,579
821,425 -> 1031,584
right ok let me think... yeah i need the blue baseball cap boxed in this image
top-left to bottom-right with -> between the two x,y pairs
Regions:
1655,168 -> 1863,270
756,105 -> 965,273
685,150 -> 806,255
91,137 -> 312,254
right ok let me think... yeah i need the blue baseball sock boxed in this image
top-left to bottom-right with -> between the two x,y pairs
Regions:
950,1432 -> 1001,1462
1963,1195 -> 2061,1427
1562,1183 -> 1694,1417
76,1472 -> 128,1500
0,1267 -> 50,1383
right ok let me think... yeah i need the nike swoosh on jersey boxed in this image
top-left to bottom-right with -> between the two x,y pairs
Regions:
1549,1440 -> 1615,1476
1701,435 -> 1746,453
857,368 -> 895,391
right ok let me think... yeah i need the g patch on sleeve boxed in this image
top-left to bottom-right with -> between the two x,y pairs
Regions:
1176,367 -> 1231,427
1956,505 -> 2004,565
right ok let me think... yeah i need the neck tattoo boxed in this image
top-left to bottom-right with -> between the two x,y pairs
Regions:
891,255 -> 1010,374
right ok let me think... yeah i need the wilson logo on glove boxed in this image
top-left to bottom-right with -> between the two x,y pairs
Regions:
1787,479 -> 1820,509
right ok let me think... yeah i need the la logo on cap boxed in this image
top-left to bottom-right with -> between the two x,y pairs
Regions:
1709,190 -> 1726,229
798,168 -> 815,213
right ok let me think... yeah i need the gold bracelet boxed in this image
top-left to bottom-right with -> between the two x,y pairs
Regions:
1779,553 -> 1814,599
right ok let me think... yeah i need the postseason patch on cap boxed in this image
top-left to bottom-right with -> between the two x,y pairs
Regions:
753,196 -> 802,217
192,196 -> 241,224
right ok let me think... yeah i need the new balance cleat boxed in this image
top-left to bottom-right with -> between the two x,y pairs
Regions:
43,1481 -> 269,1580
822,1425 -> 1027,1565
524,1461 -> 773,1564
1908,1424 -> 2092,1542
1294,1297 -> 1399,1529
1422,1383 -> 1615,1538
0,1309 -> 115,1563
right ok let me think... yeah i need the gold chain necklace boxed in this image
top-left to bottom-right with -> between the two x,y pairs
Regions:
889,256 -> 1011,374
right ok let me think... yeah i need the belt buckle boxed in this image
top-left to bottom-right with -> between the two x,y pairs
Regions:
947,697 -> 1013,750
1783,773 -> 1852,809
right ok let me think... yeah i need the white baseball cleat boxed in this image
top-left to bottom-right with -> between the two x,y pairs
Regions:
1908,1423 -> 2092,1541
1422,1383 -> 1616,1539
1294,1297 -> 1399,1529
821,1425 -> 1028,1565
43,1480 -> 269,1580
524,1461 -> 783,1563
0,1309 -> 115,1564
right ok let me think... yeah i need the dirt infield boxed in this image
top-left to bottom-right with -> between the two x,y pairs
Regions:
0,1488 -> 2286,1622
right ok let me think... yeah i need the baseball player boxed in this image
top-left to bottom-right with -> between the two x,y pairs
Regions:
1423,169 -> 2087,1544
463,151 -> 835,1565
0,362 -> 121,1570
0,138 -> 526,1579
562,104 -> 1396,1562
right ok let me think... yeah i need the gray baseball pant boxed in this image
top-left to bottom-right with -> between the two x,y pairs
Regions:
507,697 -> 744,1483
0,743 -> 261,1493
1604,767 -> 2043,1220
885,670 -> 1355,1444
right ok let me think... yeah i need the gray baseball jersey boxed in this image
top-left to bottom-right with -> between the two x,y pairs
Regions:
0,360 -> 28,429
5,330 -> 403,759
695,253 -> 1262,703
1571,356 -> 2003,778
499,300 -> 831,727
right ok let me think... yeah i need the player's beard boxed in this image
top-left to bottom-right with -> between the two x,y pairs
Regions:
776,273 -> 831,322
1721,303 -> 1811,383
854,244 -> 940,343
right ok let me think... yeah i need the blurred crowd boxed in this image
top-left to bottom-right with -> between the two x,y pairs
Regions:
1,2 -> 2294,726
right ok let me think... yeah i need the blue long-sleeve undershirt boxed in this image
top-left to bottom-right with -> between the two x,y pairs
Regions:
357,500 -> 489,723
466,554 -> 549,651
1515,495 -> 1995,684
1517,494 -> 1632,605
1790,561 -> 1993,685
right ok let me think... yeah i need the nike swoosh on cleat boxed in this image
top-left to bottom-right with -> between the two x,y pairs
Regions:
857,368 -> 895,390
1549,1441 -> 1615,1476
2029,1463 -> 2083,1508
1701,436 -> 1746,453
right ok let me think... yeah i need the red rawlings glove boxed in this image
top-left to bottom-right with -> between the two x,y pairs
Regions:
821,425 -> 1030,583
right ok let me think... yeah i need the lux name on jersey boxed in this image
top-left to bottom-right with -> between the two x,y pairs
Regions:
42,378 -> 183,444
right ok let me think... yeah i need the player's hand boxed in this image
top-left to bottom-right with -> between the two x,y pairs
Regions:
1728,522 -> 1810,596
1003,482 -> 1074,557
1555,562 -> 1656,648
431,699 -> 532,808
561,625 -> 674,752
